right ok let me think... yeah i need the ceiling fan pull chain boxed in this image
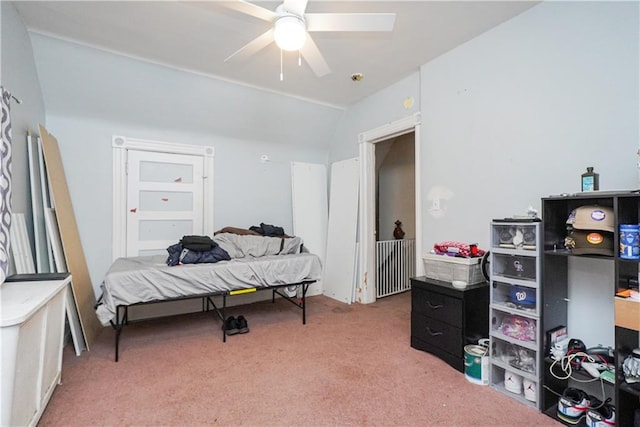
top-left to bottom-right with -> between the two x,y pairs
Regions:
280,48 -> 284,81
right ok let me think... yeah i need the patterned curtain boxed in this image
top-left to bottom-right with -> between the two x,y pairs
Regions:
0,87 -> 13,284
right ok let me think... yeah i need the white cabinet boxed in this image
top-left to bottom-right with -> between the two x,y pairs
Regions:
1,276 -> 70,427
489,220 -> 541,409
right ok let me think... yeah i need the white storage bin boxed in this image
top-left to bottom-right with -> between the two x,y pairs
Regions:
422,253 -> 484,285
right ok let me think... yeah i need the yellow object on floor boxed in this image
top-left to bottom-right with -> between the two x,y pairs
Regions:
230,288 -> 257,295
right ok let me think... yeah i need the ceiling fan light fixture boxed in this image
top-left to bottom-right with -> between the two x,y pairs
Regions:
274,15 -> 306,51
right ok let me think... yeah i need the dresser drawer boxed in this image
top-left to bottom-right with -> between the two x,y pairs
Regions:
412,287 -> 463,328
411,311 -> 462,356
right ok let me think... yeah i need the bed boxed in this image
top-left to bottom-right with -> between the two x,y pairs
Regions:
95,233 -> 323,361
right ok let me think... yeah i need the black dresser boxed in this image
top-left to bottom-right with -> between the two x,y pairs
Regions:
410,276 -> 489,372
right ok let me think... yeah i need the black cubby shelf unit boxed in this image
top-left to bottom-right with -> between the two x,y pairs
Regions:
541,191 -> 640,427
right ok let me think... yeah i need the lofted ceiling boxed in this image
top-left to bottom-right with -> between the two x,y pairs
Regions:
13,1 -> 538,108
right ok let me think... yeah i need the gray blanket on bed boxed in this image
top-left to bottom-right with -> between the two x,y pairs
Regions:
212,233 -> 303,258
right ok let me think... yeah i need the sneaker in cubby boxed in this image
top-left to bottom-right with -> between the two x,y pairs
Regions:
557,387 -> 590,425
504,371 -> 523,394
586,398 -> 615,427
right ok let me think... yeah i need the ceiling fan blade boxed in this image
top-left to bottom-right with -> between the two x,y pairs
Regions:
283,0 -> 308,16
224,28 -> 275,63
300,35 -> 331,77
306,13 -> 396,32
224,0 -> 278,22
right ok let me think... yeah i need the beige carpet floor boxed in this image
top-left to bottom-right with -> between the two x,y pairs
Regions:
40,291 -> 561,426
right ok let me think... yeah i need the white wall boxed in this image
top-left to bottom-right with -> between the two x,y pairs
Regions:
0,2 -> 46,261
329,72 -> 421,163
330,2 -> 638,254
29,35 -> 336,294
419,1 -> 638,250
29,34 -> 343,150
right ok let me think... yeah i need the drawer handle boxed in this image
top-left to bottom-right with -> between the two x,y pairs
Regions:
426,327 -> 443,336
427,301 -> 443,309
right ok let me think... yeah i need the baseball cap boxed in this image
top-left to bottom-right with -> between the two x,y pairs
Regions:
509,285 -> 536,308
565,230 -> 614,256
566,205 -> 614,232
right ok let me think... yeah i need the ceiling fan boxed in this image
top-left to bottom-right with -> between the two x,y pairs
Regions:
223,0 -> 396,79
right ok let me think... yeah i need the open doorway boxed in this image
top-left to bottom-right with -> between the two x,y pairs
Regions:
375,134 -> 416,298
358,113 -> 422,304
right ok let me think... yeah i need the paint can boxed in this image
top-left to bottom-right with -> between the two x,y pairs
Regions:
464,344 -> 489,385
620,224 -> 640,260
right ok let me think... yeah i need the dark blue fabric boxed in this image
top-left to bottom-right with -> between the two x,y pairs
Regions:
166,243 -> 231,266
166,243 -> 183,266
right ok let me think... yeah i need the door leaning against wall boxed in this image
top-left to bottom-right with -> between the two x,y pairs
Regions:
112,136 -> 215,259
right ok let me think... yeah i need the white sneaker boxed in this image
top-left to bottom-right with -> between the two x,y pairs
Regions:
523,378 -> 536,402
585,399 -> 615,427
557,388 -> 590,425
504,371 -> 522,394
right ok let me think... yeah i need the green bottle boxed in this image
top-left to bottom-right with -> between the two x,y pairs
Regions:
581,167 -> 599,192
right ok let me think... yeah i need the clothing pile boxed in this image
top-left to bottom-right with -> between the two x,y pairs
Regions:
432,241 -> 485,258
166,229 -> 303,266
166,235 -> 230,266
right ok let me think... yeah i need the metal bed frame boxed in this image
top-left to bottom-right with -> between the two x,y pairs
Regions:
110,280 -> 315,362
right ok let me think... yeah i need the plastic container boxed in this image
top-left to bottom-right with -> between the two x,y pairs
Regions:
492,253 -> 537,282
620,224 -> 640,260
422,253 -> 484,285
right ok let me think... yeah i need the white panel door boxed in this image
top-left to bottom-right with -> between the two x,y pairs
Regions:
291,162 -> 328,296
322,158 -> 359,304
126,150 -> 204,257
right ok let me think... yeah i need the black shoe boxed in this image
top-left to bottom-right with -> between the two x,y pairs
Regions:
223,316 -> 240,335
236,315 -> 249,334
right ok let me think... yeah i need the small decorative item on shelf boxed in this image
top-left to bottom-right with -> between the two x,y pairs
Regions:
622,349 -> 640,385
393,220 -> 405,240
581,167 -> 599,192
